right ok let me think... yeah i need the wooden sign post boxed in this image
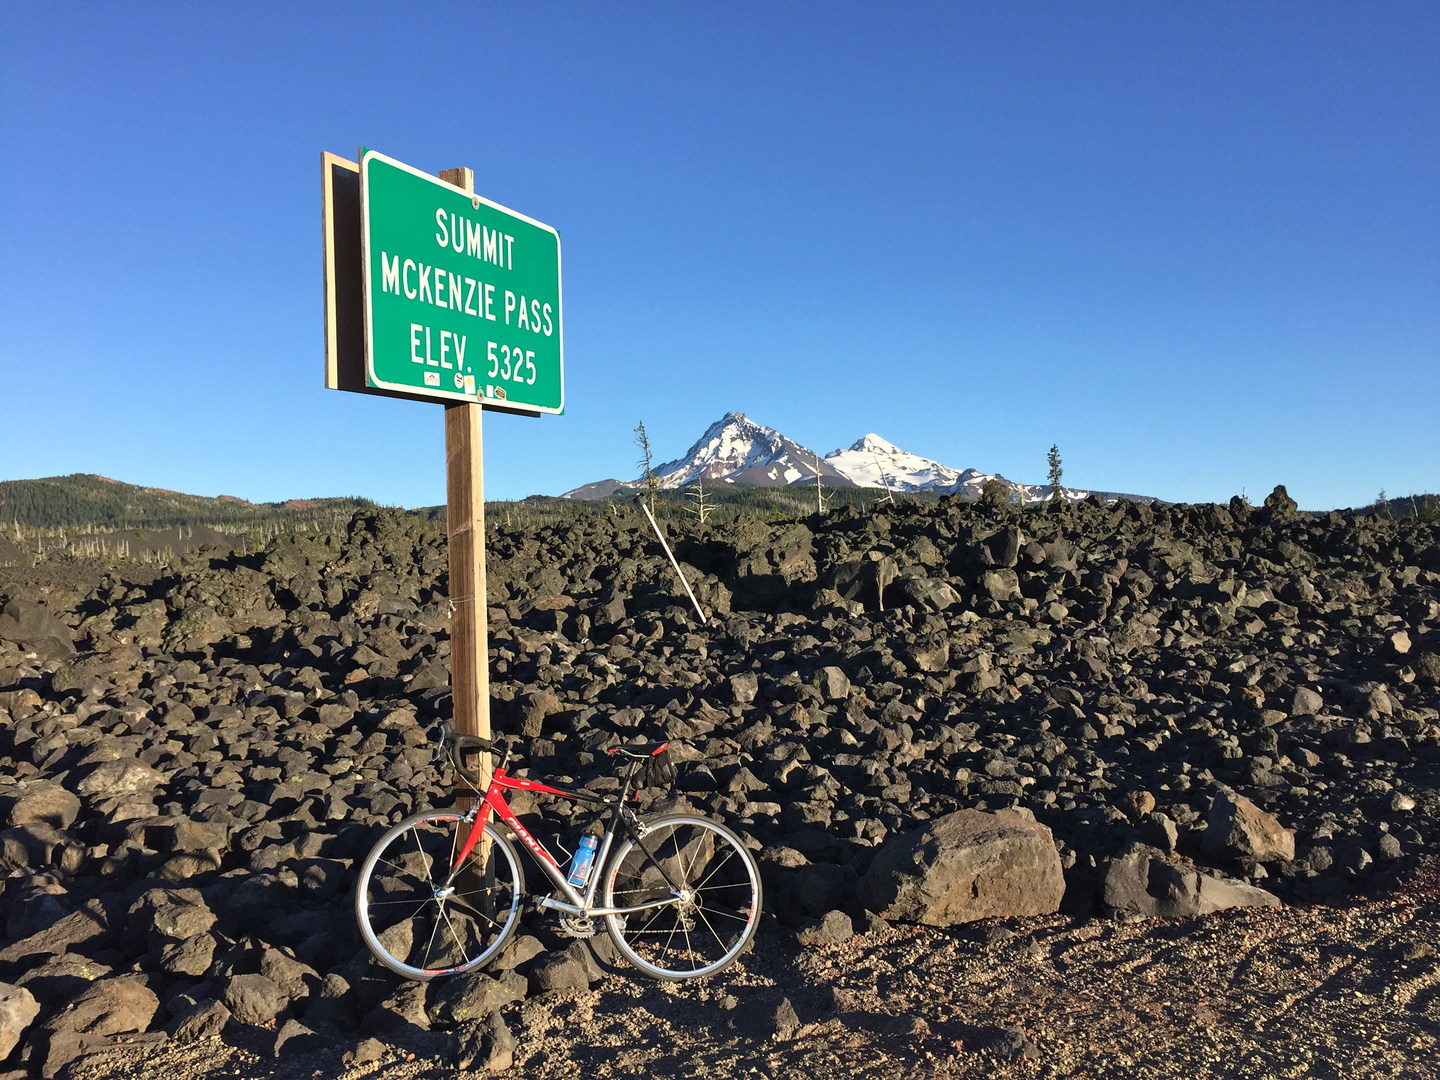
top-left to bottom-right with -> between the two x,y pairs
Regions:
437,167 -> 491,802
323,150 -> 564,806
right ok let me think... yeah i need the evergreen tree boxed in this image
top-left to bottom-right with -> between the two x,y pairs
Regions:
634,421 -> 660,515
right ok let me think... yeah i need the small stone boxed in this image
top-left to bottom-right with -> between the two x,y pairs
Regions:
271,1018 -> 326,1057
1127,790 -> 1156,817
429,969 -> 527,1025
529,953 -> 590,994
730,672 -> 760,704
456,1009 -> 517,1072
129,887 -> 216,942
815,666 -> 851,702
158,933 -> 216,977
222,973 -> 288,1026
343,1036 -> 387,1064
40,975 -> 160,1078
796,910 -> 854,947
984,1025 -> 1041,1062
167,999 -> 230,1042
772,998 -> 801,1041
4,783 -> 82,830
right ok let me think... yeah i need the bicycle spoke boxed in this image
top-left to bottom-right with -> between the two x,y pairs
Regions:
691,849 -> 737,890
604,817 -> 762,980
409,826 -> 438,886
421,908 -> 447,970
690,904 -> 727,949
356,814 -> 523,980
437,903 -> 474,967
692,903 -> 750,924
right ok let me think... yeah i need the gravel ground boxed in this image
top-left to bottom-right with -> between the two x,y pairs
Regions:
55,860 -> 1439,1080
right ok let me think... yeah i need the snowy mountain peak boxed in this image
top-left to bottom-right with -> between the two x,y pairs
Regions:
847,433 -> 902,455
825,435 -> 969,492
560,412 -> 1153,504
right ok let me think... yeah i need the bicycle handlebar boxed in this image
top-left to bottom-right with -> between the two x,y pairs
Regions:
434,722 -> 674,791
434,721 -> 499,787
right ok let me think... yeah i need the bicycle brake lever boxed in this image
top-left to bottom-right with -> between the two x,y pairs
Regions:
431,720 -> 453,765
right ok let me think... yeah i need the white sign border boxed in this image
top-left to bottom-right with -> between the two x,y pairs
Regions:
359,148 -> 565,415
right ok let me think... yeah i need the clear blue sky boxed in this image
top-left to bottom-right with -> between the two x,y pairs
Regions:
2,2 -> 1435,510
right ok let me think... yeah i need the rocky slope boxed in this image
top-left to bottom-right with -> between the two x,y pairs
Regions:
0,486 -> 1437,1075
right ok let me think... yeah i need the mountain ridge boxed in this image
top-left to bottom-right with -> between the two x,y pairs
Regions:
0,473 -> 375,531
562,412 -> 1156,504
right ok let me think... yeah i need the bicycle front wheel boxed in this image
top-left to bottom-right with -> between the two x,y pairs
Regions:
603,815 -> 762,980
354,811 -> 523,979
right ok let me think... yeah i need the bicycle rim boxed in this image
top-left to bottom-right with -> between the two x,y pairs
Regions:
603,815 -> 762,980
354,811 -> 523,979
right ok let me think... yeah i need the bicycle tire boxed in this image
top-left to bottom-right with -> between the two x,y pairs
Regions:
354,810 -> 524,979
602,814 -> 762,980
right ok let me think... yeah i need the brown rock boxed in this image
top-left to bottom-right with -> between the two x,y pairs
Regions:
1203,788 -> 1295,863
856,809 -> 1064,926
1104,845 -> 1283,918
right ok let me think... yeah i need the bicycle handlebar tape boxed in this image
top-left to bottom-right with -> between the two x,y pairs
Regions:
449,732 -> 491,786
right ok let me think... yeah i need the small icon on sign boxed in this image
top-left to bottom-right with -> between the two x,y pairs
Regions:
484,385 -> 494,398
494,386 -> 507,401
453,372 -> 464,390
464,375 -> 476,396
424,372 -> 440,387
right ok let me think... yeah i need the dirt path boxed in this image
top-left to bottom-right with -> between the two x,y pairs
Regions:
58,864 -> 1440,1080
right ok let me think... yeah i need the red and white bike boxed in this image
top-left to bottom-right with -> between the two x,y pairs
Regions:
354,724 -> 762,981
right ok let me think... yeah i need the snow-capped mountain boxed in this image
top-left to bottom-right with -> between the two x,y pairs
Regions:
825,433 -> 990,495
561,413 -> 850,500
651,413 -> 850,489
561,412 -> 1148,503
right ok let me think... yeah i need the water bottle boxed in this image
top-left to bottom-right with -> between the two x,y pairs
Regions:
567,834 -> 599,887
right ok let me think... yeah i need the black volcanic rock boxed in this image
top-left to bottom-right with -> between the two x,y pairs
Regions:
0,499 -> 1437,1061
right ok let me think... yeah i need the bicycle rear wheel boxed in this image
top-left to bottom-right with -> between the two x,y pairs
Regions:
354,810 -> 523,979
602,815 -> 762,980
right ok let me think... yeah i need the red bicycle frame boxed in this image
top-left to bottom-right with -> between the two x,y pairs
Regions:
450,764 -> 619,909
447,748 -> 682,918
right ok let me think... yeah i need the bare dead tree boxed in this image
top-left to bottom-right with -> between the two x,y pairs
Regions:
685,476 -> 714,524
871,451 -> 897,506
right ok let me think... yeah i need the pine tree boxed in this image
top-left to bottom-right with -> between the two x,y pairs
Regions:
634,421 -> 660,515
1047,444 -> 1064,503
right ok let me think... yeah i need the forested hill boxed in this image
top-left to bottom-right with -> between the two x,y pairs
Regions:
0,474 -> 375,531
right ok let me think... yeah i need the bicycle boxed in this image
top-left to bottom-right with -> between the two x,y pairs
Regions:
354,724 -> 763,982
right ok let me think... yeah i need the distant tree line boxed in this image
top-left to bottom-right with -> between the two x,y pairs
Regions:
0,474 -> 375,531
1367,490 -> 1440,522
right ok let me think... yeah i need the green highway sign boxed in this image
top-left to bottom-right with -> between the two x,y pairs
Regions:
359,149 -> 563,413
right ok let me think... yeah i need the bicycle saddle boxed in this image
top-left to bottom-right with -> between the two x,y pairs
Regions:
605,741 -> 671,760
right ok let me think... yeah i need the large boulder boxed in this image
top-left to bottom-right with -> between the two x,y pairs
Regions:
0,982 -> 40,1062
0,600 -> 74,659
37,975 -> 159,1078
1203,787 -> 1295,863
856,809 -> 1064,926
1103,845 -> 1282,918
0,782 -> 81,830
